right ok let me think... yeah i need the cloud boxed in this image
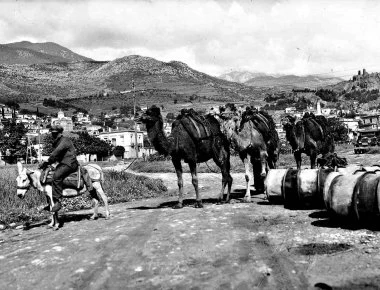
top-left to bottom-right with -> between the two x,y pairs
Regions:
1,0 -> 380,77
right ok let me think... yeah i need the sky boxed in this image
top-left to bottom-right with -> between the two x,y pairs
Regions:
1,0 -> 380,79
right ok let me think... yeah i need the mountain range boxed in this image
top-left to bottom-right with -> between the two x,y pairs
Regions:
0,41 -> 92,65
219,70 -> 344,89
1,41 -> 379,115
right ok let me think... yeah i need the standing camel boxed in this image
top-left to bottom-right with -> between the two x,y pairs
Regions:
282,114 -> 334,169
220,115 -> 268,202
139,106 -> 233,208
240,107 -> 280,169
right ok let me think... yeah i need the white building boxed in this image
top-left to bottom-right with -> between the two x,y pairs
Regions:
98,129 -> 147,159
51,110 -> 73,132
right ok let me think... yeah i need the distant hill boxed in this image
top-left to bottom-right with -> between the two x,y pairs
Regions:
218,71 -> 267,83
244,74 -> 343,89
219,70 -> 343,89
0,54 -> 271,115
0,41 -> 92,65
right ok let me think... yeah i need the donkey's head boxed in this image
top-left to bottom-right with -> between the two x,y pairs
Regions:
16,162 -> 34,199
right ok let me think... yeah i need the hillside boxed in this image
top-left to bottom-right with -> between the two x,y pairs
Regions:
0,55 -> 272,116
0,41 -> 92,64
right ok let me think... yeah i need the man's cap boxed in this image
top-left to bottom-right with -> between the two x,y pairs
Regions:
50,124 -> 64,133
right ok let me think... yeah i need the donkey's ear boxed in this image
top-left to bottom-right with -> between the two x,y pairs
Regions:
17,162 -> 23,175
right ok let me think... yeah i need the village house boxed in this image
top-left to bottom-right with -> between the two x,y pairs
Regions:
51,110 -> 73,132
98,128 -> 149,159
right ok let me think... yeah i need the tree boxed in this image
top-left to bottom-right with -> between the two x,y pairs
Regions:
326,118 -> 349,143
42,132 -> 113,160
0,121 -> 28,163
113,146 -> 125,157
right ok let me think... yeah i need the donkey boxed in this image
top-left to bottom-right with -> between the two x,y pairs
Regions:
16,162 -> 110,230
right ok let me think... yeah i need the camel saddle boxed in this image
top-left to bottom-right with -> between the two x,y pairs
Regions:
41,166 -> 92,190
178,109 -> 214,142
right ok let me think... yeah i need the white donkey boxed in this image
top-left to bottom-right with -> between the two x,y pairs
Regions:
16,162 -> 110,230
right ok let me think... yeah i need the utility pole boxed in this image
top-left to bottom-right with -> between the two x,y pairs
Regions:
38,121 -> 41,162
133,80 -> 139,158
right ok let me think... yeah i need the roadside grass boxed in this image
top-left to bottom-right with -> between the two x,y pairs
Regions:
0,165 -> 169,226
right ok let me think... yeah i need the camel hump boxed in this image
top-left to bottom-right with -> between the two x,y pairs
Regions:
302,118 -> 325,140
178,109 -> 215,141
241,109 -> 278,143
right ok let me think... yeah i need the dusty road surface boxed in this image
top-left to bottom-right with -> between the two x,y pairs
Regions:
1,172 -> 380,289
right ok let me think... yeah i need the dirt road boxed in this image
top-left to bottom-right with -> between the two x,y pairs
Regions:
1,172 -> 380,289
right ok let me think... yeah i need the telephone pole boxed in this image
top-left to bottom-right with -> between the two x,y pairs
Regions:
132,80 -> 139,158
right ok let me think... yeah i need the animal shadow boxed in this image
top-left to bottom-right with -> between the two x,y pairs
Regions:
23,212 -> 105,230
130,198 -> 223,210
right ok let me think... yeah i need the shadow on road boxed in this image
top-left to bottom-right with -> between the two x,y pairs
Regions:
129,188 -> 267,210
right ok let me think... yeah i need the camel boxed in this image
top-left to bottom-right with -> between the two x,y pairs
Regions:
16,162 -> 110,230
220,115 -> 268,202
139,106 -> 233,208
282,114 -> 335,169
240,106 -> 280,169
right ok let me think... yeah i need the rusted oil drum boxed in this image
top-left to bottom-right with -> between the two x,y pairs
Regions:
323,171 -> 343,212
317,168 -> 334,207
324,170 -> 367,218
336,165 -> 363,175
266,168 -> 335,208
353,172 -> 380,220
265,169 -> 288,204
282,169 -> 300,209
296,169 -> 319,208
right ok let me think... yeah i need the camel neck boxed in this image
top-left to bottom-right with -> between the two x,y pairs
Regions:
147,121 -> 172,156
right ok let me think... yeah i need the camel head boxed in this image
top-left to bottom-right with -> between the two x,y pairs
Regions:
281,115 -> 296,130
139,106 -> 163,128
16,162 -> 34,199
220,116 -> 240,139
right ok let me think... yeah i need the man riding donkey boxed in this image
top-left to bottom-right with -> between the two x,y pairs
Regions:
39,124 -> 94,212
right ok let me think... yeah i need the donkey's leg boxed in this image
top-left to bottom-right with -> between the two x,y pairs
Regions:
172,158 -> 184,209
45,186 -> 55,228
89,187 -> 99,220
189,161 -> 202,208
52,212 -> 60,231
92,182 -> 110,219
294,150 -> 302,170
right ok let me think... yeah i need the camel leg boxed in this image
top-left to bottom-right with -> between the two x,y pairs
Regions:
92,182 -> 110,219
243,154 -> 252,203
189,161 -> 203,208
172,158 -> 184,209
259,150 -> 268,177
294,151 -> 302,170
310,150 -> 317,169
213,151 -> 233,204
